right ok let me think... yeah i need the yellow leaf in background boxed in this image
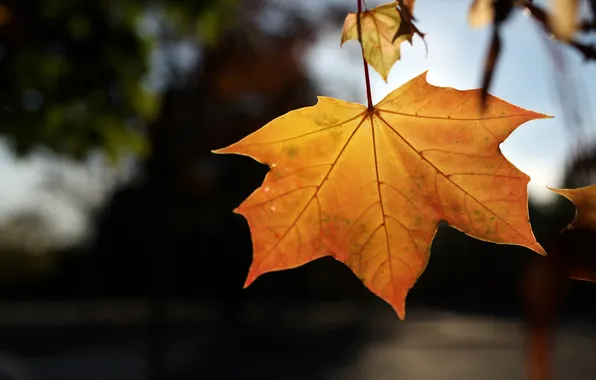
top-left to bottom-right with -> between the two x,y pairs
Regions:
548,0 -> 579,41
341,2 -> 411,82
468,0 -> 494,29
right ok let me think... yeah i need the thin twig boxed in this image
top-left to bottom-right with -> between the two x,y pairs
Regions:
357,0 -> 374,110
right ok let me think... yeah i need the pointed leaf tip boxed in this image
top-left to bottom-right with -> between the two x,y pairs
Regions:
243,271 -> 257,289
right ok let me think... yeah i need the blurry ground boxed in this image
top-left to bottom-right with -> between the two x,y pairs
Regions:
0,301 -> 594,380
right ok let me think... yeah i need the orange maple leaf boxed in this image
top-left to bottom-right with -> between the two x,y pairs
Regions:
214,72 -> 548,319
341,2 -> 411,82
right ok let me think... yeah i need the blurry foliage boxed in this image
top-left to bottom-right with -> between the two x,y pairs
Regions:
0,0 -> 237,161
0,211 -> 56,283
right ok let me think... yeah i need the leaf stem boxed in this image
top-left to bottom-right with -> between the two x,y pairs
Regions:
357,0 -> 374,110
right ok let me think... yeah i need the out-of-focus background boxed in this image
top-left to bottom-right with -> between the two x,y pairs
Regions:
0,0 -> 595,379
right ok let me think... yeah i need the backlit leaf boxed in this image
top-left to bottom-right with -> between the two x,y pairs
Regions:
214,72 -> 548,319
468,0 -> 494,29
394,0 -> 427,49
341,2 -> 411,82
548,0 -> 579,41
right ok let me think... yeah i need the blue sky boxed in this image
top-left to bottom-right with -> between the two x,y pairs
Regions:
0,0 -> 595,243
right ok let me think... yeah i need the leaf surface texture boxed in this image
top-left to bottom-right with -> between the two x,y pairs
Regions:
215,72 -> 547,318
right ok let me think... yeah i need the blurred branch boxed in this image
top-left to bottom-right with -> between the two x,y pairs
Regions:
524,1 -> 596,60
478,0 -> 595,108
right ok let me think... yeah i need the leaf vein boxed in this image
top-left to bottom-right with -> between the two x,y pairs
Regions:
253,116 -> 368,267
377,109 -> 531,121
377,112 -> 530,243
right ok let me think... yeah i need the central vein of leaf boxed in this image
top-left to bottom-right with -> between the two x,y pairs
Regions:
370,112 -> 396,293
